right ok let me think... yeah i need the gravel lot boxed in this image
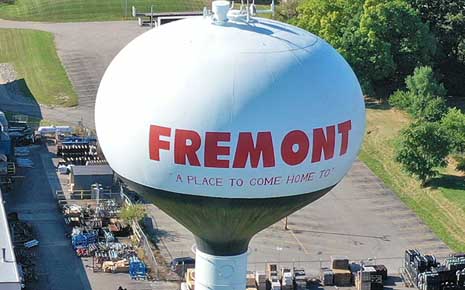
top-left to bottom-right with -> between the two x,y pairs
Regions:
147,160 -> 450,276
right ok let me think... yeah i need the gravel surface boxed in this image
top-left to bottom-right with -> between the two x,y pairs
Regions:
0,62 -> 43,118
0,63 -> 16,83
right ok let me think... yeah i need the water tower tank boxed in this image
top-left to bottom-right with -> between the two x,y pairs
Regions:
95,2 -> 365,289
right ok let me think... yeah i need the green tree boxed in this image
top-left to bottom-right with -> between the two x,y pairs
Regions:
292,0 -> 364,50
276,0 -> 301,22
441,108 -> 465,153
404,66 -> 447,98
396,122 -> 450,185
389,66 -> 447,121
359,0 -> 436,84
409,95 -> 447,122
293,0 -> 435,94
119,204 -> 146,223
408,0 -> 465,98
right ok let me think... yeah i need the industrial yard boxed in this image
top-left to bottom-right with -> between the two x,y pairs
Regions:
2,130 -> 177,290
0,119 -> 454,290
0,1 -> 464,290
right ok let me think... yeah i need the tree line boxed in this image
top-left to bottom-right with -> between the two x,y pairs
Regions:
277,0 -> 465,185
279,0 -> 465,99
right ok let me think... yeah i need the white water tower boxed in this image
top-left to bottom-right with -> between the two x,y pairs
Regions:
96,1 -> 365,289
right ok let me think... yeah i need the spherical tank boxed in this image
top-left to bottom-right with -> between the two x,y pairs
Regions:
96,3 -> 365,289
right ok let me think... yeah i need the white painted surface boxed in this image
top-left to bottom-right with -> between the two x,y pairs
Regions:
96,16 -> 365,198
0,191 -> 21,286
195,249 -> 248,290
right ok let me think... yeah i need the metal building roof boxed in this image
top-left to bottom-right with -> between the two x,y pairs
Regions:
0,190 -> 21,286
71,164 -> 113,176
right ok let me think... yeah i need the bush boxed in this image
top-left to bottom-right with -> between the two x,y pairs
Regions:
409,95 -> 447,122
456,156 -> 465,174
405,66 -> 446,98
389,90 -> 411,109
389,66 -> 447,121
119,204 -> 146,223
442,108 -> 465,153
276,0 -> 300,22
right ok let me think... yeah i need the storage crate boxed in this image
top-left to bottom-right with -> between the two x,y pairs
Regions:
333,269 -> 352,286
331,256 -> 349,270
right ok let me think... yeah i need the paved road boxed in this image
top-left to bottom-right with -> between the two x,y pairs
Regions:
147,160 -> 450,276
3,145 -> 93,290
0,19 -> 148,129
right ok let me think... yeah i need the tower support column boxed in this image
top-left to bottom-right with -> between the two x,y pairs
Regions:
195,249 -> 248,290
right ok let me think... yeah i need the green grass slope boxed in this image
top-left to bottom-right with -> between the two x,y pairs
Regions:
360,102 -> 465,252
0,0 -> 210,22
0,28 -> 77,106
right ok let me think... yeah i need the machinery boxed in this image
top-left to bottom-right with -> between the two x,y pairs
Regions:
95,1 -> 365,289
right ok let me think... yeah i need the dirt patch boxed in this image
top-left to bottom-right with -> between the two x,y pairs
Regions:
0,63 -> 17,84
447,157 -> 465,177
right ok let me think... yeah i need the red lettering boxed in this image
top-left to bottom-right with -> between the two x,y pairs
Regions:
204,132 -> 231,168
338,120 -> 352,155
233,132 -> 275,168
149,125 -> 171,161
149,119 -> 353,167
174,129 -> 201,166
311,126 -> 335,163
281,130 -> 309,166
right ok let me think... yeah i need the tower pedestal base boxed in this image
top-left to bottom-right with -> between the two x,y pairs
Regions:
195,249 -> 248,290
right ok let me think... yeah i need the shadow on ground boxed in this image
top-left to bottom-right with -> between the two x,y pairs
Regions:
5,144 -> 92,290
0,79 -> 42,120
142,216 -> 179,243
365,98 -> 392,110
429,174 -> 465,191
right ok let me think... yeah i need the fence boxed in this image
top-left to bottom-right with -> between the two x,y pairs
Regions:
55,189 -> 122,201
55,186 -> 161,280
247,254 -> 451,277
121,191 -> 160,280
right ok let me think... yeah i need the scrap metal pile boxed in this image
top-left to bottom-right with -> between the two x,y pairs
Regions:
7,212 -> 39,286
62,200 -> 128,233
9,121 -> 35,147
14,146 -> 34,168
8,212 -> 35,247
57,136 -> 100,165
61,201 -> 147,279
404,249 -> 465,290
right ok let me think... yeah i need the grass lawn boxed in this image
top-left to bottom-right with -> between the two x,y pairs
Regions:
360,101 -> 465,252
0,0 -> 210,22
0,0 -> 274,22
0,28 -> 77,106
